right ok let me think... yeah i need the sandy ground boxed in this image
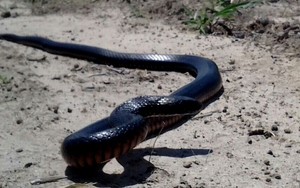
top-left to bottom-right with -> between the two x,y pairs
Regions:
0,0 -> 299,187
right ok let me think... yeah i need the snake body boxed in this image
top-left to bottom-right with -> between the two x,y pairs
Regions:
0,34 -> 223,167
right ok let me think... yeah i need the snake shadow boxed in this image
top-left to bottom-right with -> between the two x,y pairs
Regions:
65,147 -> 212,187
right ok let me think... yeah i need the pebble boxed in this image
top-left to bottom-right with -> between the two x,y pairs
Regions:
53,106 -> 59,114
266,178 -> 271,182
1,11 -> 11,18
274,174 -> 281,179
81,108 -> 87,113
271,125 -> 278,131
16,148 -> 23,153
222,106 -> 228,113
228,60 -> 235,65
7,87 -> 12,92
256,29 -> 265,34
16,119 -> 23,124
264,171 -> 271,175
267,150 -> 274,156
226,152 -> 234,158
183,161 -> 192,168
52,117 -> 59,122
48,170 -> 58,176
179,179 -> 192,188
24,162 -> 33,168
52,76 -> 62,80
248,139 -> 253,144
285,144 -> 292,148
257,17 -> 270,26
284,129 -> 292,134
233,32 -> 245,39
67,108 -> 73,113
264,160 -> 270,166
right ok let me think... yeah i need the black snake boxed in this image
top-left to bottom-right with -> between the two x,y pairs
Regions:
0,34 -> 223,167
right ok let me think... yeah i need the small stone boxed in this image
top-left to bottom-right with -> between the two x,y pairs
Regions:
256,29 -> 265,34
67,108 -> 72,113
52,76 -> 61,80
74,64 -> 79,69
228,60 -> 235,65
1,11 -> 11,18
274,174 -> 281,179
233,32 -> 245,39
264,160 -> 270,166
81,108 -> 87,113
53,106 -> 59,114
7,87 -> 12,92
183,161 -> 192,168
271,125 -> 278,131
284,129 -> 292,134
266,178 -> 271,182
48,170 -> 58,176
16,148 -> 23,153
16,119 -> 23,124
285,144 -> 292,148
264,171 -> 271,175
157,84 -> 162,89
257,17 -> 270,26
226,152 -> 234,158
24,162 -> 33,168
267,150 -> 274,156
148,79 -> 155,83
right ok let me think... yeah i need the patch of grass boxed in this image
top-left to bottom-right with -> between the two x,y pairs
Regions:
184,0 -> 261,34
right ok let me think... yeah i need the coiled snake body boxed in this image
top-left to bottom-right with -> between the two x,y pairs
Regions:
0,34 -> 223,168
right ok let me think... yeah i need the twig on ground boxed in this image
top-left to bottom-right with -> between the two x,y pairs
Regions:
192,110 -> 221,120
106,66 -> 128,74
30,176 -> 66,185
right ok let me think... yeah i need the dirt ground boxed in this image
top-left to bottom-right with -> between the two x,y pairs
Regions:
0,0 -> 299,187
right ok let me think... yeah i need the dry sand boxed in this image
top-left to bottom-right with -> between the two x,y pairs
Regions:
0,0 -> 299,187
